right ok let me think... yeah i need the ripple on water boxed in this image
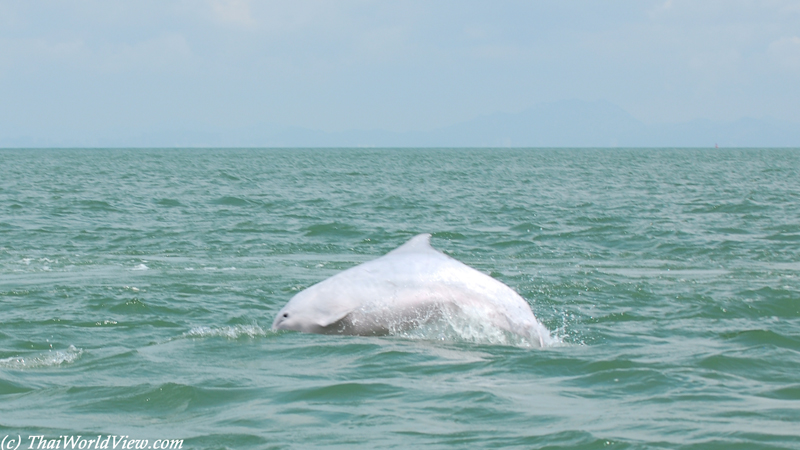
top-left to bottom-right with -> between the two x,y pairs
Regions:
0,345 -> 82,370
2,148 -> 800,449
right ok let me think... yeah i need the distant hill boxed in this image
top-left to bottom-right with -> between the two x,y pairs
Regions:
259,100 -> 800,147
3,100 -> 799,147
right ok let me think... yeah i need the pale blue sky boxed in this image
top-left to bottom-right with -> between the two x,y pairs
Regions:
1,1 -> 799,144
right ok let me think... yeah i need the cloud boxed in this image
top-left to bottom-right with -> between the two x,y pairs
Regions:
768,36 -> 800,70
0,34 -> 191,74
99,34 -> 192,73
209,0 -> 255,27
0,37 -> 87,72
649,0 -> 674,17
470,44 -> 527,61
3,0 -> 800,139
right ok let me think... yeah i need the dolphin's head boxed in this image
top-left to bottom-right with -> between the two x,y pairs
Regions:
271,308 -> 297,332
272,281 -> 355,334
272,299 -> 322,333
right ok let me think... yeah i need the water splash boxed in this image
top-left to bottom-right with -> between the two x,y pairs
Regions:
380,305 -> 556,348
0,345 -> 83,370
182,324 -> 269,339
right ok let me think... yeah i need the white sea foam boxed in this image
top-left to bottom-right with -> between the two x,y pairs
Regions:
0,345 -> 82,370
132,264 -> 149,271
182,324 -> 268,339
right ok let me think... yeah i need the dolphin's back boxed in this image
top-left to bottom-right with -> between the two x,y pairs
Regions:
273,234 -> 550,346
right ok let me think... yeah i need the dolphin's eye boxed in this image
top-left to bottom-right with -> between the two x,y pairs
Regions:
283,313 -> 289,318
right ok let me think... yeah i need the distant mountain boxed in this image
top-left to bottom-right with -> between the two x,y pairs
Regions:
431,101 -> 800,148
424,100 -> 645,147
262,101 -> 800,147
643,117 -> 800,148
2,100 -> 799,147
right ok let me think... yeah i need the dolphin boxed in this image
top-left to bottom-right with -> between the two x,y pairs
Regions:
272,234 -> 550,346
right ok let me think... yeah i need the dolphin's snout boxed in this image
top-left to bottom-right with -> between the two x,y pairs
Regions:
272,312 -> 286,330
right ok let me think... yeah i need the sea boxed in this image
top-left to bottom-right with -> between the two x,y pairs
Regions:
1,148 -> 798,449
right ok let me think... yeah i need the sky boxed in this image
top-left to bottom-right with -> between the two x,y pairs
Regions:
1,0 -> 799,144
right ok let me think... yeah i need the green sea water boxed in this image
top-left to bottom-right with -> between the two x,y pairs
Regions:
1,148 -> 799,449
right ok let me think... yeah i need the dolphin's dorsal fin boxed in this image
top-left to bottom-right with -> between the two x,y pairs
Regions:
387,233 -> 438,256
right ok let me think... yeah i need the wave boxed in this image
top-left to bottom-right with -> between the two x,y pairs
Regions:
181,324 -> 270,339
0,345 -> 82,370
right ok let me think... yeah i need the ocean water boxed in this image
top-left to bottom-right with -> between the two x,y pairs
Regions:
1,148 -> 799,449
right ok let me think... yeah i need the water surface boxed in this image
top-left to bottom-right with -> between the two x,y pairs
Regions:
1,148 -> 799,449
